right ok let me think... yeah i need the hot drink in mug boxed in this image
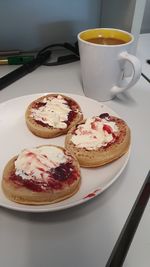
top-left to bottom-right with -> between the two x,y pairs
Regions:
78,28 -> 141,101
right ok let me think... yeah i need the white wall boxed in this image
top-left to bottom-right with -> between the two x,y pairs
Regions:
141,0 -> 150,33
0,0 -> 101,51
100,0 -> 136,32
100,0 -> 150,34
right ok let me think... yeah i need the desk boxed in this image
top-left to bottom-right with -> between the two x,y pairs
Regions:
0,45 -> 150,267
137,33 -> 150,80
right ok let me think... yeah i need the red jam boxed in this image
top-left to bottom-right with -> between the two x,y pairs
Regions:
32,102 -> 46,109
66,99 -> 78,111
9,162 -> 79,192
99,113 -> 110,119
103,124 -> 112,134
66,110 -> 77,126
34,120 -> 50,128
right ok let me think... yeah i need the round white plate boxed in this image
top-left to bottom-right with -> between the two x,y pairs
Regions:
0,93 -> 130,212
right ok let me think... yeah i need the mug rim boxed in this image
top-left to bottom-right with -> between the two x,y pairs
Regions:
78,28 -> 134,47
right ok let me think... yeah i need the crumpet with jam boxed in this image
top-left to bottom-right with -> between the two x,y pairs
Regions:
2,145 -> 81,205
65,113 -> 131,167
25,94 -> 83,138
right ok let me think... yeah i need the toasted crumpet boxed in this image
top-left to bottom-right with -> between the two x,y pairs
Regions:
2,145 -> 81,205
25,94 -> 83,138
65,113 -> 131,167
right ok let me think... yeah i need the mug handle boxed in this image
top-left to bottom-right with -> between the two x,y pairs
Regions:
111,51 -> 141,95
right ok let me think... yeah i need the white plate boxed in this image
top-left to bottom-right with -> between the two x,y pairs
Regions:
0,93 -> 130,212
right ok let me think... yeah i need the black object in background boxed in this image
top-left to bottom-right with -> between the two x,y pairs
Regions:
141,73 -> 150,83
141,59 -> 150,83
0,42 -> 79,91
105,170 -> 150,267
0,50 -> 51,91
36,42 -> 79,66
146,59 -> 150,64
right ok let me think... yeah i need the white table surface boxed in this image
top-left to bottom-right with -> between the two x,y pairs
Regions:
0,37 -> 150,267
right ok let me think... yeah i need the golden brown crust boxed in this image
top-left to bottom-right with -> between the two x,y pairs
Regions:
25,94 -> 83,138
65,116 -> 131,167
2,145 -> 81,205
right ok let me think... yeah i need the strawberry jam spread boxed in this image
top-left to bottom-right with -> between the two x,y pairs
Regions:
30,95 -> 79,129
9,146 -> 79,192
10,164 -> 78,192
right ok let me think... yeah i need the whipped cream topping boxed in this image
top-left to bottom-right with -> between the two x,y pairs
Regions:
15,146 -> 69,182
71,116 -> 118,150
31,95 -> 72,129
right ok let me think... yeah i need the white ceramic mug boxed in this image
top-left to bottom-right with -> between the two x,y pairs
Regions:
78,28 -> 141,101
